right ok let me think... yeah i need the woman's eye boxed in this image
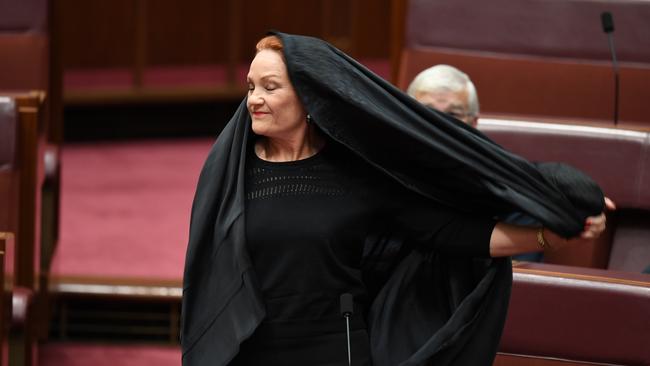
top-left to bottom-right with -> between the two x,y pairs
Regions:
265,84 -> 277,91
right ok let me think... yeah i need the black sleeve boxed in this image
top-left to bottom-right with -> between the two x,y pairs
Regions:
383,183 -> 496,258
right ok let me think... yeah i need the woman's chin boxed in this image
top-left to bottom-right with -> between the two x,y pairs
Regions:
251,120 -> 263,131
251,122 -> 271,137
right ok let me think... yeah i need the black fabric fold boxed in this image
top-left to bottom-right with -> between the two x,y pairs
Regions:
276,31 -> 603,237
181,32 -> 604,366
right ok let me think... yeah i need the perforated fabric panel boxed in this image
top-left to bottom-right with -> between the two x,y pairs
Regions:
246,165 -> 347,201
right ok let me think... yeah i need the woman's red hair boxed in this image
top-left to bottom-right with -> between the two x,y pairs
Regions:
255,35 -> 283,53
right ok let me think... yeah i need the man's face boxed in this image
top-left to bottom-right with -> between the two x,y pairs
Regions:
414,89 -> 477,127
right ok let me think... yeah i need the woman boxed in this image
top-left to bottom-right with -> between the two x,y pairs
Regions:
181,33 -> 610,366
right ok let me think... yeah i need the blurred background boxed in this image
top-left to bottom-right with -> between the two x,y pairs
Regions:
1,0 -> 649,365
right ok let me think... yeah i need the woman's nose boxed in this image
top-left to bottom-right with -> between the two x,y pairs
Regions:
248,90 -> 263,105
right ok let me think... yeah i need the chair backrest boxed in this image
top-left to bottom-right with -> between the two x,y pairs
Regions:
395,0 -> 650,127
0,0 -> 48,91
0,93 -> 45,289
1,0 -> 62,290
0,34 -> 48,91
499,262 -> 650,365
479,119 -> 650,209
0,99 -> 18,365
0,0 -> 47,32
479,118 -> 650,270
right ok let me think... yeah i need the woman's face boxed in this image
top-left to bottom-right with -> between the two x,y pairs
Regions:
246,49 -> 307,139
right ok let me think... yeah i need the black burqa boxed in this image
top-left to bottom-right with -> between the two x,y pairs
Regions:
180,32 -> 604,366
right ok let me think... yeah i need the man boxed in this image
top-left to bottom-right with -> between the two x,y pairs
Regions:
407,64 -> 479,128
407,64 -> 546,261
406,64 -> 618,265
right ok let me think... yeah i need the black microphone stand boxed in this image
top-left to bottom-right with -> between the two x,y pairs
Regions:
601,12 -> 619,126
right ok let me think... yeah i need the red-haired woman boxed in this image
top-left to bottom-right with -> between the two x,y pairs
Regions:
181,33 -> 610,366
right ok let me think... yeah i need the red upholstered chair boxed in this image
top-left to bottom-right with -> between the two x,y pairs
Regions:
494,221 -> 650,364
1,94 -> 19,366
392,0 -> 650,128
394,1 -> 650,269
0,93 -> 47,366
0,35 -> 48,91
0,0 -> 61,288
1,1 -> 61,355
497,262 -> 650,366
0,0 -> 49,91
479,118 -> 650,272
392,2 -> 650,362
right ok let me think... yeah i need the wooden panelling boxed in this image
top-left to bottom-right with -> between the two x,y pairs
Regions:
239,0 -> 323,61
353,0 -> 391,58
49,0 -> 64,144
58,0 -> 391,70
389,0 -> 407,84
58,0 -> 392,104
59,0 -> 136,68
146,0 -> 229,65
321,0 -> 353,50
236,0 -> 390,61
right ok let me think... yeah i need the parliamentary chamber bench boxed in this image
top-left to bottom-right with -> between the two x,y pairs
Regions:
391,0 -> 650,128
390,0 -> 650,364
481,119 -> 650,365
479,119 -> 650,272
391,0 -> 650,270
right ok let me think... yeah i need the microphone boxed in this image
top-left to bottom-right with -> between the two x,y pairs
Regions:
340,293 -> 354,366
601,11 -> 619,126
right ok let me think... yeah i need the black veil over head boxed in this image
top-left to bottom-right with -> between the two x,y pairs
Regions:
274,31 -> 603,236
180,31 -> 604,366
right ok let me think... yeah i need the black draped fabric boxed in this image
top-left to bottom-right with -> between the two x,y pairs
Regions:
181,32 -> 604,366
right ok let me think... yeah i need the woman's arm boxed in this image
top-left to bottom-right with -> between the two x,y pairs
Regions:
489,197 -> 615,258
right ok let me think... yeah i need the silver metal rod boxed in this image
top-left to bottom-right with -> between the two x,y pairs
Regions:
346,315 -> 351,366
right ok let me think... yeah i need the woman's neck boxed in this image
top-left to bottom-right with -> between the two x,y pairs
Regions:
255,125 -> 326,162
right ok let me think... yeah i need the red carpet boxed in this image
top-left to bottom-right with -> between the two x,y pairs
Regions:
51,138 -> 213,280
40,343 -> 180,366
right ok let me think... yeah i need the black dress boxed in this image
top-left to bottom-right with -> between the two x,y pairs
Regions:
180,32 -> 604,366
230,142 -> 495,365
